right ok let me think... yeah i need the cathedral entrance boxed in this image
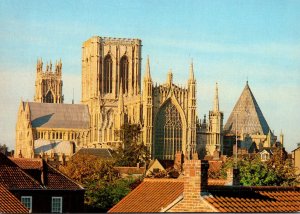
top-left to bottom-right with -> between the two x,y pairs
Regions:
154,101 -> 183,160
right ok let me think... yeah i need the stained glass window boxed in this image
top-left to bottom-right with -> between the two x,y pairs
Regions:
154,101 -> 182,160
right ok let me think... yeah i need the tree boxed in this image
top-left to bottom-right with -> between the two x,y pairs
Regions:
59,154 -> 142,212
219,153 -> 299,186
114,123 -> 150,167
59,154 -> 119,184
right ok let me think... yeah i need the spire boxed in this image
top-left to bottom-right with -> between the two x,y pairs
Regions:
189,60 -> 195,80
213,82 -> 219,112
145,55 -> 151,80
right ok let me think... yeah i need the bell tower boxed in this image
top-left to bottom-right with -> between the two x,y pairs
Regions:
34,59 -> 63,103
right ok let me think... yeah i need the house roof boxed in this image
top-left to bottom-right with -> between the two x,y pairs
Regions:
10,158 -> 43,169
109,177 -> 300,213
224,82 -> 271,135
114,166 -> 145,175
0,153 -> 42,189
205,186 -> 300,212
109,178 -> 183,212
10,157 -> 84,190
0,184 -> 29,213
73,148 -> 113,159
25,102 -> 90,129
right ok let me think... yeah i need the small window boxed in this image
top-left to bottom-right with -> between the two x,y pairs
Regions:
51,197 -> 62,213
21,196 -> 32,213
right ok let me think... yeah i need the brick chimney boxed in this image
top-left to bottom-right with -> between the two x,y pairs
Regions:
183,159 -> 209,198
169,159 -> 211,212
226,168 -> 240,186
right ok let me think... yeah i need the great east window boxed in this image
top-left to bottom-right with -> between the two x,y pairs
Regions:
154,101 -> 182,160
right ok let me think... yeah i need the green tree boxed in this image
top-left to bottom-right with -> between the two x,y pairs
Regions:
114,123 -> 150,167
219,153 -> 299,186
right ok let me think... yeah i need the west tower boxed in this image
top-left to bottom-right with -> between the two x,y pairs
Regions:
34,59 -> 63,103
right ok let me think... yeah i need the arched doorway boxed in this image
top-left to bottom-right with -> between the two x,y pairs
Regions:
154,100 -> 183,160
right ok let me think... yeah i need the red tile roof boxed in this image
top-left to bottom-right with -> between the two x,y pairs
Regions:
0,154 -> 42,189
9,157 -> 83,190
109,178 -> 183,212
109,176 -> 300,213
206,186 -> 300,212
45,164 -> 84,190
0,184 -> 29,213
10,158 -> 43,169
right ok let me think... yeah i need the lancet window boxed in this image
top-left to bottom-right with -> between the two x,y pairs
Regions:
103,54 -> 112,94
120,55 -> 128,94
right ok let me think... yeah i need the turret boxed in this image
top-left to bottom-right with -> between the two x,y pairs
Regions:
143,56 -> 153,156
167,70 -> 173,87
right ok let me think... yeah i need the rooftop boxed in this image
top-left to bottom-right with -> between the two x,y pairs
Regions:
0,184 -> 29,213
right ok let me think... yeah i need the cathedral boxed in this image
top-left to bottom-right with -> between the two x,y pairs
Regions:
15,35 -> 280,161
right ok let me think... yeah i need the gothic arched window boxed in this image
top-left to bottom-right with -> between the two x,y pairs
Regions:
44,91 -> 54,103
103,54 -> 112,94
154,101 -> 183,160
120,55 -> 128,94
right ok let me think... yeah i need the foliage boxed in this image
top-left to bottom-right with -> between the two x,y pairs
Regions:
219,150 -> 299,186
114,123 -> 150,167
59,154 -> 119,184
59,154 -> 142,212
85,178 -> 137,212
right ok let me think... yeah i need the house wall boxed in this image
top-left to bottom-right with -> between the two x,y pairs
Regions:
11,189 -> 85,213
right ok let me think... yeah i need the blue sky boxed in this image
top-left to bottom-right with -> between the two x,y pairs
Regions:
0,0 -> 300,152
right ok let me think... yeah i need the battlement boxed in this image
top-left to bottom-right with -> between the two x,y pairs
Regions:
83,36 -> 142,47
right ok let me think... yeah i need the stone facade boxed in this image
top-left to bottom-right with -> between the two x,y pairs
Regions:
81,36 -> 142,149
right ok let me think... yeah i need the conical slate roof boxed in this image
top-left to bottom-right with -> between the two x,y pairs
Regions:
224,82 -> 270,135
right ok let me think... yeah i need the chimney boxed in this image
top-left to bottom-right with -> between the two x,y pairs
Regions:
183,159 -> 209,198
226,168 -> 240,186
174,151 -> 183,171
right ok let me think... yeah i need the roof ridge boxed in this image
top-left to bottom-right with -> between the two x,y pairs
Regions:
46,162 -> 84,190
2,154 -> 43,189
143,178 -> 183,182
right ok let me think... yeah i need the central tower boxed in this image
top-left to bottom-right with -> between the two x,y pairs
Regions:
81,36 -> 142,148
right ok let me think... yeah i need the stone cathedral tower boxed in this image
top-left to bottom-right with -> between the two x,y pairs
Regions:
143,59 -> 197,160
34,59 -> 63,103
81,36 -> 142,148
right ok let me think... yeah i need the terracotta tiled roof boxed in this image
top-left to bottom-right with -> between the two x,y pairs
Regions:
0,154 -> 42,189
208,179 -> 227,186
0,184 -> 29,213
109,178 -> 183,212
205,186 -> 300,212
9,157 -> 83,190
45,164 -> 84,190
9,158 -> 43,169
